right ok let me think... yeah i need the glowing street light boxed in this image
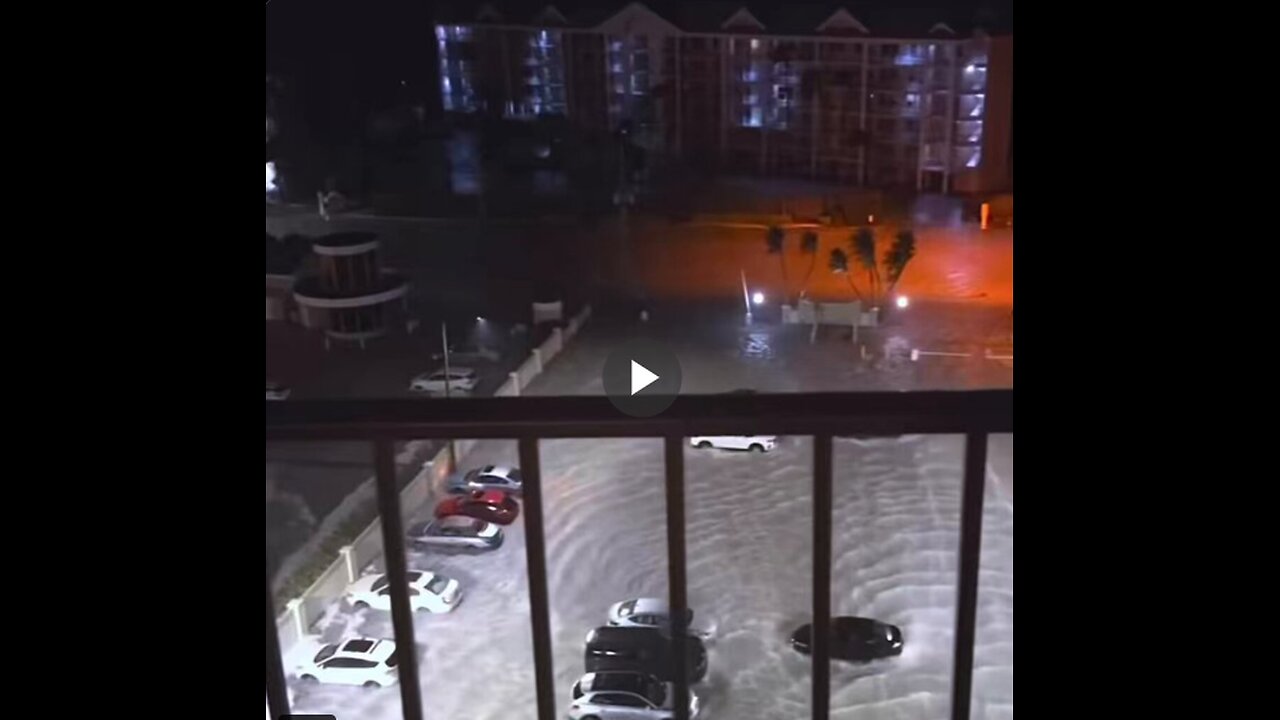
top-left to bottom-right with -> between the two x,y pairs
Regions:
752,291 -> 765,306
896,295 -> 910,309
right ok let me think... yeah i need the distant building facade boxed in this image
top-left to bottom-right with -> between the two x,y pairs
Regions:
434,2 -> 1011,193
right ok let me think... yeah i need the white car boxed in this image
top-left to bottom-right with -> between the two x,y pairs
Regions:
689,435 -> 777,452
569,682 -> 700,720
608,597 -> 694,631
410,367 -> 478,394
295,637 -> 399,688
345,571 -> 462,613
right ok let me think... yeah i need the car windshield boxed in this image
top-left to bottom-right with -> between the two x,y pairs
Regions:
618,600 -> 637,617
426,575 -> 449,593
314,644 -> 338,664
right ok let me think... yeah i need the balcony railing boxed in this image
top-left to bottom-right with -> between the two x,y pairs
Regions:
266,390 -> 1013,720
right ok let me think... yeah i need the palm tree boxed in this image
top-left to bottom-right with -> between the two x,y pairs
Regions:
851,227 -> 882,305
883,229 -> 918,297
828,248 -> 865,302
765,225 -> 790,303
799,230 -> 819,299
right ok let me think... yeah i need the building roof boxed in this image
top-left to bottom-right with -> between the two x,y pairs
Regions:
433,1 -> 1010,37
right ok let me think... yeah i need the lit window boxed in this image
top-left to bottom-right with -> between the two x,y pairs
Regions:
750,38 -> 760,50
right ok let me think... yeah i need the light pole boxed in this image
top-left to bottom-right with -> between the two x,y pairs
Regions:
441,321 -> 456,468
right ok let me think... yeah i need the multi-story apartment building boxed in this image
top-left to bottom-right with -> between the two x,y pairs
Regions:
435,2 -> 1011,193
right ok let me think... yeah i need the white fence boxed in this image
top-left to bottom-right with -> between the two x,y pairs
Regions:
515,353 -> 541,389
274,304 -> 592,655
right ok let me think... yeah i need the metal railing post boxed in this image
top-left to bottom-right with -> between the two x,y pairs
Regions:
374,440 -> 425,720
812,434 -> 833,720
519,437 -> 556,720
664,436 -> 690,720
950,432 -> 988,720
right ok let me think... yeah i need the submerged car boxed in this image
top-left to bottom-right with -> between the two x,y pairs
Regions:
344,571 -> 462,613
607,597 -> 694,631
295,637 -> 399,687
434,489 -> 519,525
446,464 -> 523,495
584,626 -> 707,683
407,516 -> 503,551
571,670 -> 665,700
569,682 -> 700,719
789,616 -> 904,662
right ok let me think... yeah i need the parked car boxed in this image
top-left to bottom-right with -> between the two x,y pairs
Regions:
344,571 -> 462,613
607,598 -> 694,631
689,435 -> 777,452
295,637 -> 399,688
409,367 -> 478,394
266,381 -> 291,401
434,489 -> 519,525
569,683 -> 700,719
571,670 -> 665,700
789,616 -> 904,662
446,464 -> 523,495
584,626 -> 707,683
407,516 -> 503,551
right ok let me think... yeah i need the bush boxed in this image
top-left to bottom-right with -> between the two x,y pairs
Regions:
274,496 -> 379,610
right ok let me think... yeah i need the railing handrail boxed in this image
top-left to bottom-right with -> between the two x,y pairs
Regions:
266,389 -> 1013,440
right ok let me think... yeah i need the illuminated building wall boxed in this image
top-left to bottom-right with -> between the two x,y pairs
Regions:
433,4 -> 1010,193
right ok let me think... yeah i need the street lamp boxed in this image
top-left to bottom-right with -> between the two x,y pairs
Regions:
441,322 -> 456,467
896,295 -> 910,309
752,291 -> 765,306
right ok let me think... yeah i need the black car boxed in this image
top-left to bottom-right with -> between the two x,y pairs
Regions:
584,626 -> 708,682
789,616 -> 904,661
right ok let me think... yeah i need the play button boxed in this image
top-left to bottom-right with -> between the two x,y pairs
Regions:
603,339 -> 682,417
630,360 -> 659,395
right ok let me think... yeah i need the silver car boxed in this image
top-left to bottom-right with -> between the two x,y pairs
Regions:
407,516 -> 503,551
608,597 -> 694,631
446,464 -> 523,495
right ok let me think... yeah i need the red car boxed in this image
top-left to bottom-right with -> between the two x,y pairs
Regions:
434,490 -> 520,525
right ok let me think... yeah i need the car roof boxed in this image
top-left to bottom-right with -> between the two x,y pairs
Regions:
467,489 -> 507,502
579,671 -> 655,693
583,690 -> 652,705
586,626 -> 666,647
336,638 -> 394,660
438,515 -> 482,529
627,597 -> 669,614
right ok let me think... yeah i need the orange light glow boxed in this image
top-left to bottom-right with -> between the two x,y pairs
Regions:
980,203 -> 990,231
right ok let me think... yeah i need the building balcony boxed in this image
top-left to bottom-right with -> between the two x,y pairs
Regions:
266,390 -> 1013,720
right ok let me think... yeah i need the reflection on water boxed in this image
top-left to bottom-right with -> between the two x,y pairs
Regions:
740,332 -> 775,360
